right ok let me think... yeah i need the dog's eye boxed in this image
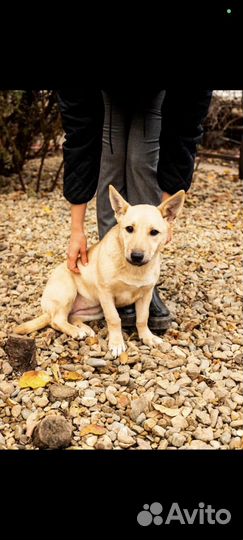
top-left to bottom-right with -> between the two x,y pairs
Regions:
150,229 -> 159,236
126,226 -> 134,233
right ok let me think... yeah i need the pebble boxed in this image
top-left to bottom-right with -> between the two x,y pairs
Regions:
170,433 -> 186,447
80,397 -> 97,407
137,438 -> 152,449
213,351 -> 228,360
210,440 -> 221,449
21,408 -> 32,420
86,359 -> 107,367
144,418 -> 157,431
117,373 -> 130,386
95,435 -> 113,450
117,428 -> 136,447
11,404 -> 22,418
131,395 -> 150,420
105,387 -> 117,405
167,383 -> 180,395
49,384 -> 78,402
86,435 -> 98,447
203,388 -> 215,401
0,382 -> 15,395
171,415 -> 188,430
172,346 -> 187,359
157,440 -> 168,450
195,410 -> 211,425
186,364 -> 200,379
220,431 -> 231,444
194,426 -> 214,442
152,425 -> 166,438
229,437 -> 241,449
189,440 -> 209,449
2,361 -> 13,375
34,396 -> 49,408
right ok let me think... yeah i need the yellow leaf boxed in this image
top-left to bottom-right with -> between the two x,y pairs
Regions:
85,337 -> 99,346
46,251 -> 54,257
152,403 -> 180,417
80,424 -> 106,436
19,370 -> 51,389
63,371 -> 84,381
227,222 -> 234,230
51,364 -> 60,383
42,206 -> 52,214
119,352 -> 129,364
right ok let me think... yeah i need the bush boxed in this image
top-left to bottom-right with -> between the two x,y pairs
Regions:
0,90 -> 63,190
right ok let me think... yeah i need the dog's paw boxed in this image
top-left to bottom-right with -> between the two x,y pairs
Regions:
83,326 -> 95,337
76,324 -> 95,340
142,334 -> 163,348
108,340 -> 126,358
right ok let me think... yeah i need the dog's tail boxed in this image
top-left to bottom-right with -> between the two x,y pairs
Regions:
13,313 -> 51,335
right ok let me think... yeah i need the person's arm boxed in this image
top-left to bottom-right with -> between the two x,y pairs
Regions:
67,203 -> 87,272
157,89 -> 213,195
57,89 -> 104,271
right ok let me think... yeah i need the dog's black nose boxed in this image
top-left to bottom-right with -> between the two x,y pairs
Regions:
131,251 -> 144,264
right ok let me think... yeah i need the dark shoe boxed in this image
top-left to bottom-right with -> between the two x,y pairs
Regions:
118,286 -> 172,330
148,286 -> 172,330
118,304 -> 136,327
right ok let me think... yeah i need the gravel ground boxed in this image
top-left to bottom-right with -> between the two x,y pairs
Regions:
0,156 -> 242,450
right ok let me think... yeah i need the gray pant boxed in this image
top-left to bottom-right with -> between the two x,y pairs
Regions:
97,91 -> 165,239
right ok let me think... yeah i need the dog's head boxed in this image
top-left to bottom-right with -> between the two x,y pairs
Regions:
109,185 -> 185,266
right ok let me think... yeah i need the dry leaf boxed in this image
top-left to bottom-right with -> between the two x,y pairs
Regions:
19,370 -> 51,389
152,403 -> 180,417
227,222 -> 234,230
63,371 -> 84,381
207,173 -> 216,181
183,319 -> 201,332
119,352 -> 129,364
80,424 -> 106,436
46,251 -> 54,257
85,336 -> 99,346
51,364 -> 60,383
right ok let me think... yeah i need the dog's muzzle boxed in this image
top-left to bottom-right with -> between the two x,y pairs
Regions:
127,252 -> 147,266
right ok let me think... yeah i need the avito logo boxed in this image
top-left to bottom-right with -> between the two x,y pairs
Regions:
137,502 -> 231,526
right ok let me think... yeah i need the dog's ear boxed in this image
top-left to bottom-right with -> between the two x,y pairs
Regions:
158,190 -> 185,223
109,185 -> 129,219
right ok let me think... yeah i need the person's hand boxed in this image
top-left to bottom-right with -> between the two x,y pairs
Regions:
67,231 -> 88,273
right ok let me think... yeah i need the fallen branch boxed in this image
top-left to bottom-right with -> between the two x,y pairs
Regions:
198,150 -> 239,162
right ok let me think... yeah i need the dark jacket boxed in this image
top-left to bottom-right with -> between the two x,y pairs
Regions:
57,89 -> 212,205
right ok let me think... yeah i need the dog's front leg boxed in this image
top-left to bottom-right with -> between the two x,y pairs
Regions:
135,289 -> 163,347
99,293 -> 126,358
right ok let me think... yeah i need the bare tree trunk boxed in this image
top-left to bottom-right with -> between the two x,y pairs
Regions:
50,159 -> 64,192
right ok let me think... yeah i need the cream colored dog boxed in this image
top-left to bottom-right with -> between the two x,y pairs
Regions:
14,186 -> 185,357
